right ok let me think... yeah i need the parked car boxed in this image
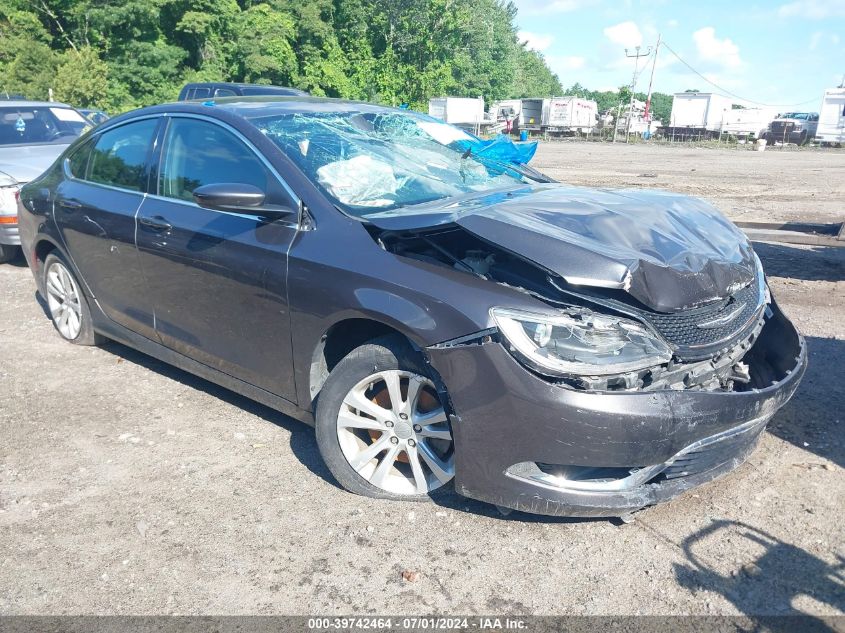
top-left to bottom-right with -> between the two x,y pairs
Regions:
177,82 -> 307,101
0,100 -> 89,263
79,109 -> 110,126
762,112 -> 819,145
17,98 -> 805,518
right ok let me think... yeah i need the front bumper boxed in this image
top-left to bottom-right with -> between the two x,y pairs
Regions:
427,301 -> 806,517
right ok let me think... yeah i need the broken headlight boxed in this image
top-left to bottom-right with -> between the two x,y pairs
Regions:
491,307 -> 672,377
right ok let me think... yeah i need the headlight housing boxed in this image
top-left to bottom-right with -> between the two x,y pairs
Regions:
491,307 -> 672,377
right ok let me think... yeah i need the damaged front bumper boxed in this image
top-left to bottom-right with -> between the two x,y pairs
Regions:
426,300 -> 806,518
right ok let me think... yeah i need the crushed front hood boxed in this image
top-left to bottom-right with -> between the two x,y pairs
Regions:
369,184 -> 756,312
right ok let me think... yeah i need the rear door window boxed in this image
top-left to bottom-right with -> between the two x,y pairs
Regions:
87,119 -> 158,192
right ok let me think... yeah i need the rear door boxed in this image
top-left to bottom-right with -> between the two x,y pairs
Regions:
54,117 -> 160,339
135,115 -> 299,400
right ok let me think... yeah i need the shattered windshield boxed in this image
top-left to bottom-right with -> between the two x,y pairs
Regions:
251,110 -> 534,216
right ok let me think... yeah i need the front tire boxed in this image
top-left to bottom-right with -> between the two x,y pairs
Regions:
42,252 -> 102,345
315,336 -> 455,500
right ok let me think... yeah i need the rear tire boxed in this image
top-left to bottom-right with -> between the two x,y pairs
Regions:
42,252 -> 103,346
0,244 -> 19,264
315,335 -> 454,501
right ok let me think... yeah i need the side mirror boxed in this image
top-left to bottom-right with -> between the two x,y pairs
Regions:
193,183 -> 265,210
192,183 -> 297,221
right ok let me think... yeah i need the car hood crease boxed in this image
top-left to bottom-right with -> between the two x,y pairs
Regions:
369,184 -> 756,312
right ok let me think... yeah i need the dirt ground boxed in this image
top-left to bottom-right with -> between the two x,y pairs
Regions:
1,142 -> 843,617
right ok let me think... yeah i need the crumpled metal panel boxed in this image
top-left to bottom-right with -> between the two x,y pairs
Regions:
370,183 -> 756,312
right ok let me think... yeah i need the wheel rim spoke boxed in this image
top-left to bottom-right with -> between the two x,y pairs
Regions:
418,440 -> 454,484
47,271 -> 64,299
405,376 -> 424,413
419,423 -> 451,441
414,407 -> 447,427
369,445 -> 401,488
348,434 -> 391,472
344,389 -> 391,421
383,371 -> 404,414
337,409 -> 384,431
406,446 -> 429,494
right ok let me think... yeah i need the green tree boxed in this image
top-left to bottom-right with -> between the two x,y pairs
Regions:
53,46 -> 110,108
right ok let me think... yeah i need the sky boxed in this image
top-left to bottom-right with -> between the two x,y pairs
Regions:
512,0 -> 845,109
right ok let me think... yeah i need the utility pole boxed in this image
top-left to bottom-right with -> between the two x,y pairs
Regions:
623,45 -> 652,142
644,34 -> 661,136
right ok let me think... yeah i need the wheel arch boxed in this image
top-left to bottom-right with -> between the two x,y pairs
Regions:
307,317 -> 421,409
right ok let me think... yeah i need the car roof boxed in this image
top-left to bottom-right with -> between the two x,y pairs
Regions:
0,100 -> 75,108
196,96 -> 395,118
184,82 -> 300,89
119,96 -> 398,123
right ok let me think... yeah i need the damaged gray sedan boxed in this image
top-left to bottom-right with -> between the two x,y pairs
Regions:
18,98 -> 805,518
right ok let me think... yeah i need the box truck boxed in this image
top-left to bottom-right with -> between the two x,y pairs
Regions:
665,92 -> 733,139
545,97 -> 598,135
816,88 -> 845,145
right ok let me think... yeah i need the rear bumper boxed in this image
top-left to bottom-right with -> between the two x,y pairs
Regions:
427,300 -> 806,517
0,223 -> 20,246
0,184 -> 20,245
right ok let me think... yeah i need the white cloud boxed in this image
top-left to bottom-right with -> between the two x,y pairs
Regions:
778,0 -> 845,19
667,18 -> 679,28
547,55 -> 587,76
518,31 -> 554,52
603,21 -> 644,49
513,0 -> 598,15
809,31 -> 824,50
692,27 -> 742,68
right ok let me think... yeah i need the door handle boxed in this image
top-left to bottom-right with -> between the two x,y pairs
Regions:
139,215 -> 172,232
58,199 -> 82,212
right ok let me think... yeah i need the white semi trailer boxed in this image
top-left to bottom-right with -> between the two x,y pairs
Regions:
428,97 -> 486,128
816,88 -> 845,145
721,107 -> 777,139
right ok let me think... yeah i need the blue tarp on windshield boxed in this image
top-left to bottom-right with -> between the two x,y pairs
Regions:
455,133 -> 538,166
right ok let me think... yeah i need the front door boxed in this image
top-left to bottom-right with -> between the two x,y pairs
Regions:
53,117 -> 160,339
134,115 -> 299,401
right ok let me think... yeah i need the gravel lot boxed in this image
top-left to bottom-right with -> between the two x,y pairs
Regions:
1,142 -> 843,617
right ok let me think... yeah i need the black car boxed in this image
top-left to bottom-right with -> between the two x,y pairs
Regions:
178,82 -> 307,101
17,97 -> 806,518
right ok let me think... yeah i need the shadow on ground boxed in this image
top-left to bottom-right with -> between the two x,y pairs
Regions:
755,242 -> 845,283
672,519 -> 845,629
766,336 -> 844,469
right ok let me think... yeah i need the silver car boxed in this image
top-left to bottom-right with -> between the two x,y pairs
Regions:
0,100 -> 89,262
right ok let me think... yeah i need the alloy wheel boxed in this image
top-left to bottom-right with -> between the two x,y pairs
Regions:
336,370 -> 454,495
45,261 -> 83,340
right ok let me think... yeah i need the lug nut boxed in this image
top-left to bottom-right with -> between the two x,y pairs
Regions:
385,420 -> 394,428
390,437 -> 399,445
399,413 -> 408,420
413,424 -> 422,432
408,439 -> 416,447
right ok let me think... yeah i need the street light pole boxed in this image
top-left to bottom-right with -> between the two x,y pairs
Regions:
644,34 -> 661,135
624,44 -> 652,142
